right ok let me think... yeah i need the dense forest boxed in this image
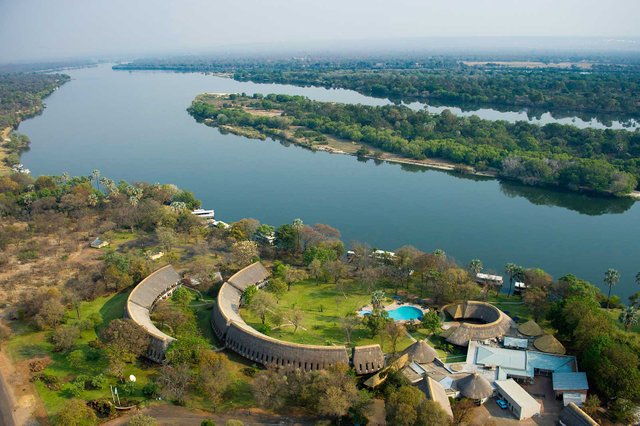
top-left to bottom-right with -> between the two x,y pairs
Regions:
115,56 -> 640,119
189,94 -> 640,196
0,73 -> 70,129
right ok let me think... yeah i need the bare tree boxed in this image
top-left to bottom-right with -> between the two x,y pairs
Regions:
290,308 -> 304,333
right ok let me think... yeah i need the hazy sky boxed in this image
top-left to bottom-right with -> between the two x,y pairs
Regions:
1,0 -> 640,62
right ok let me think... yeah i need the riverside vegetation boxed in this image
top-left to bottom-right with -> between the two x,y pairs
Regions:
188,93 -> 639,196
1,171 -> 639,424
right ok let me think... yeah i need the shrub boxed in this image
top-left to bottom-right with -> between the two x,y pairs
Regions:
127,414 -> 158,426
142,381 -> 160,398
201,421 -> 216,426
51,326 -> 79,352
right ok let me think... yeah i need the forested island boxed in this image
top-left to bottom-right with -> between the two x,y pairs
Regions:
115,56 -> 640,121
188,93 -> 639,196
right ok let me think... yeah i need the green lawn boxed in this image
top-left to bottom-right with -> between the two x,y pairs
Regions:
240,280 -> 416,353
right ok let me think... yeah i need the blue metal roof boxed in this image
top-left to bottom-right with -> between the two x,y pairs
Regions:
476,345 -> 527,370
553,372 -> 589,391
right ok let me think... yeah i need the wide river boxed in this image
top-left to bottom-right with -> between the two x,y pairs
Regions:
19,64 -> 640,299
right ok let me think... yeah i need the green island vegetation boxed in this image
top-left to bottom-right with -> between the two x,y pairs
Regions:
115,56 -> 640,120
1,170 -> 640,424
0,72 -> 70,171
188,93 -> 640,196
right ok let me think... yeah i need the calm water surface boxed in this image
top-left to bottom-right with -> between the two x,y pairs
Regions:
19,65 -> 640,298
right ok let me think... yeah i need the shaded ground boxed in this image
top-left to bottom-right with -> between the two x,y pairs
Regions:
103,404 -> 318,426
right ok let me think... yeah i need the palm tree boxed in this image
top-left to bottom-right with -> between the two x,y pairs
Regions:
604,268 -> 620,309
619,306 -> 639,331
505,263 -> 523,297
371,290 -> 385,310
90,169 -> 101,190
468,259 -> 483,276
636,271 -> 640,287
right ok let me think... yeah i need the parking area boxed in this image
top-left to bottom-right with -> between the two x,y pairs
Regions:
468,376 -> 563,426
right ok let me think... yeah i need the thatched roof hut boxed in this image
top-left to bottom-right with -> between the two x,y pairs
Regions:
456,373 -> 494,400
518,320 -> 544,337
534,334 -> 566,355
402,340 -> 438,364
441,301 -> 514,347
352,345 -> 385,375
419,376 -> 454,419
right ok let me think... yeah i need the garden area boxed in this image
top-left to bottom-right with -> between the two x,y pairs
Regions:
240,279 -> 451,354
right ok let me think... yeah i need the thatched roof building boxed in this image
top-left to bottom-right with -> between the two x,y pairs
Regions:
125,265 -> 181,362
227,262 -> 270,291
518,320 -> 544,337
442,301 -> 514,347
534,334 -> 566,355
456,373 -> 494,401
402,340 -> 438,364
352,345 -> 385,375
419,376 -> 453,419
213,262 -> 384,374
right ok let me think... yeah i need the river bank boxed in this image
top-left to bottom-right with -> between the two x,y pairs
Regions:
0,128 -> 13,175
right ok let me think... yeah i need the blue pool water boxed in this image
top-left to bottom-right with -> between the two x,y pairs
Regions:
360,306 -> 423,321
389,306 -> 424,321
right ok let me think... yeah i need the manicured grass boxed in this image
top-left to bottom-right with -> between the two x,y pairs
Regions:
240,280 -> 416,352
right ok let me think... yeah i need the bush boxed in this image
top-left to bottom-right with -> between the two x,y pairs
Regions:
201,421 -> 216,426
51,326 -> 79,352
128,414 -> 158,426
142,381 -> 160,398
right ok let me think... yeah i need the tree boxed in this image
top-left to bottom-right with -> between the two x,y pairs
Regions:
198,350 -> 232,409
171,287 -> 193,306
101,319 -> 150,358
156,227 -> 178,252
54,399 -> 98,426
417,400 -> 451,426
240,285 -> 258,307
581,394 -> 600,417
251,369 -> 289,410
340,313 -> 360,345
34,298 -> 65,329
363,308 -> 390,338
309,258 -> 323,284
467,259 -> 483,276
127,414 -> 158,426
231,240 -> 258,268
265,277 -> 287,303
51,326 -> 79,353
604,268 -> 620,309
283,266 -> 308,291
619,306 -> 639,331
523,286 -> 549,322
451,398 -> 475,426
385,385 -> 424,426
250,291 -> 276,325
290,308 -> 304,333
230,218 -> 260,240
323,259 -> 346,285
384,321 -> 406,355
157,363 -> 193,405
420,310 -> 442,335
505,263 -> 523,297
371,290 -> 385,310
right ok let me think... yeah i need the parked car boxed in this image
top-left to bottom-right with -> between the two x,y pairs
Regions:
496,399 -> 508,409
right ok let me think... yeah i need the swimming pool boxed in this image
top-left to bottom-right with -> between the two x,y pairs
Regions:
389,306 -> 424,321
359,306 -> 423,321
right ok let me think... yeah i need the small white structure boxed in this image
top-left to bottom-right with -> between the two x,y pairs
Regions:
191,208 -> 215,219
149,251 -> 164,261
494,379 -> 541,420
476,273 -> 504,286
503,336 -> 529,350
90,238 -> 109,249
514,281 -> 528,293
372,249 -> 396,260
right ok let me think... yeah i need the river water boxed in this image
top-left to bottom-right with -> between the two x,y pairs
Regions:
18,64 -> 640,299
